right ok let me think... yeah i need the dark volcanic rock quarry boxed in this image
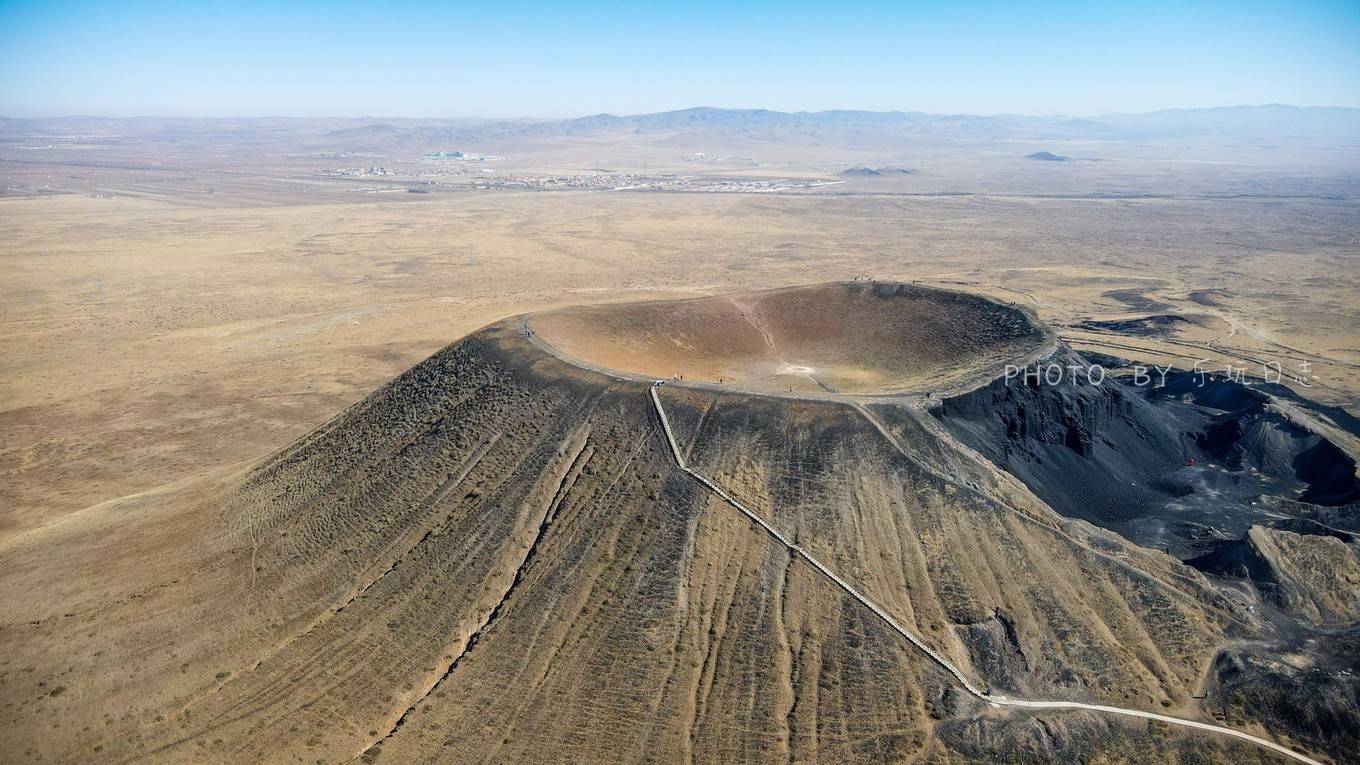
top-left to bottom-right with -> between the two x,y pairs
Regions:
935,355 -> 1360,555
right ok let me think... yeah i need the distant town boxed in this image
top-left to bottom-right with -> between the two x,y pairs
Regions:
321,151 -> 840,194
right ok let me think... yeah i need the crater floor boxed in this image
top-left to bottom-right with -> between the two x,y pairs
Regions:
529,282 -> 1050,396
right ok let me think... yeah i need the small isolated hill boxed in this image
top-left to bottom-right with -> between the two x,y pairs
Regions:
1026,151 -> 1072,161
0,283 -> 1347,764
840,166 -> 915,177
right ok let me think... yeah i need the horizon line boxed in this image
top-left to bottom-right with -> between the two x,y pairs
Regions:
3,102 -> 1359,123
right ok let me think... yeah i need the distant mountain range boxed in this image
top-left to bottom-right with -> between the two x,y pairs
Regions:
3,105 -> 1356,151
542,104 -> 1358,136
322,105 -> 1360,148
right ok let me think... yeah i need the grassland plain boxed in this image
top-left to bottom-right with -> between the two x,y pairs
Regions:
3,188 -> 1357,540
2,113 -> 1357,763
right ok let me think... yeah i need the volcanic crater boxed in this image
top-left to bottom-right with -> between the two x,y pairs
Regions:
2,281 -> 1352,765
528,282 -> 1052,396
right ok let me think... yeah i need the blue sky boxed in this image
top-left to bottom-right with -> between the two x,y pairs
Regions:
1,0 -> 1357,118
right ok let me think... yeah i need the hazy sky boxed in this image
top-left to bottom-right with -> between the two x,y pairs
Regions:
2,0 -> 1358,118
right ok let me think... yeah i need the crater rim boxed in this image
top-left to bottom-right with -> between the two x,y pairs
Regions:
521,281 -> 1057,400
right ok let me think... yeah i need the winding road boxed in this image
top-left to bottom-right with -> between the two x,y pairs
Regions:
648,382 -> 1325,765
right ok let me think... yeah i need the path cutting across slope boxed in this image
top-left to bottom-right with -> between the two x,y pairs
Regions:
648,382 -> 1325,765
